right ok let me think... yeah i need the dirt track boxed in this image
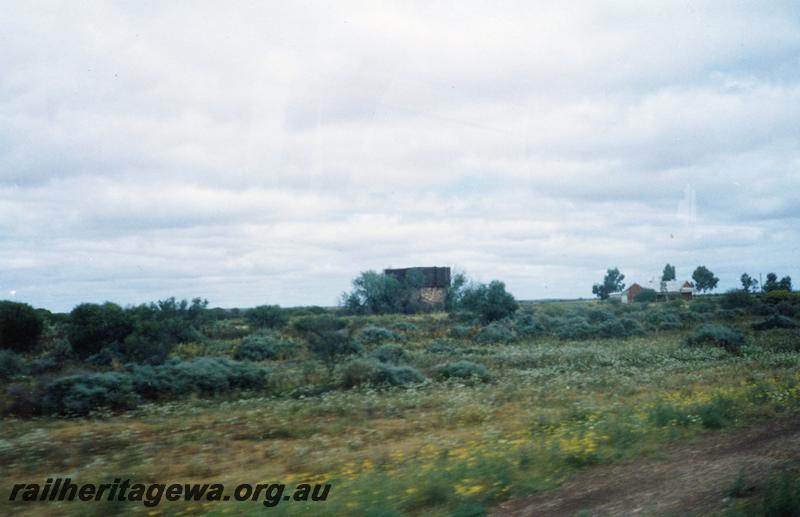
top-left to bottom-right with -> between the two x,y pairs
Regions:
493,415 -> 800,516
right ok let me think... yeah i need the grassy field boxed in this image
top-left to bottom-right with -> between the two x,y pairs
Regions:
2,299 -> 800,516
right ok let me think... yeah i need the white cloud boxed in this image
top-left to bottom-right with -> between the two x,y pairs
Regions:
1,1 -> 798,310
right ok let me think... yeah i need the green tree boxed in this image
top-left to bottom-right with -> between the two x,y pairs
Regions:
691,266 -> 719,294
740,273 -> 758,293
293,315 -> 362,377
245,305 -> 288,329
762,273 -> 790,292
662,264 -> 676,282
457,280 -> 518,323
68,302 -> 133,358
340,270 -> 429,315
0,301 -> 44,352
763,273 -> 779,292
592,268 -> 626,300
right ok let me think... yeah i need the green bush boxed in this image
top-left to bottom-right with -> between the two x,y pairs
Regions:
371,343 -> 410,364
720,289 -> 753,310
449,325 -> 473,339
433,360 -> 491,382
752,315 -> 800,331
760,469 -> 800,516
245,305 -> 288,329
234,333 -> 296,361
762,290 -> 799,304
68,302 -> 133,358
476,322 -> 516,343
43,372 -> 141,416
27,357 -> 59,374
0,301 -> 44,352
685,324 -> 747,354
456,280 -> 518,323
370,364 -> 426,387
512,311 -> 545,337
128,358 -> 270,399
426,339 -> 455,354
359,325 -> 403,345
339,358 -> 424,388
0,349 -> 26,381
690,299 -> 717,313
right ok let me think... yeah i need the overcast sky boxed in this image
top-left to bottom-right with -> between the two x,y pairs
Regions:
1,1 -> 799,311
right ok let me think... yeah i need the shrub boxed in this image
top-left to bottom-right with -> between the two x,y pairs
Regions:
426,339 -> 455,354
760,469 -> 800,516
127,358 -> 270,400
3,383 -> 44,417
294,316 -> 360,377
43,372 -> 141,416
234,333 -> 296,361
644,310 -> 682,331
476,321 -> 516,343
339,358 -> 379,388
685,324 -> 747,354
433,360 -> 491,382
720,289 -> 753,310
359,325 -> 403,345
690,299 -> 716,313
371,343 -> 410,364
370,364 -> 426,387
555,316 -> 594,340
68,302 -> 133,358
27,357 -> 59,374
512,311 -> 545,337
449,325 -> 473,338
339,358 -> 424,388
762,290 -> 799,304
0,350 -> 26,381
245,305 -> 288,329
751,301 -> 776,316
0,301 -> 44,352
694,396 -> 736,429
633,288 -> 658,303
752,315 -> 800,331
456,280 -> 518,323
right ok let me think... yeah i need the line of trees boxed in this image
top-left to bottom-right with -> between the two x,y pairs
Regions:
593,264 -> 795,300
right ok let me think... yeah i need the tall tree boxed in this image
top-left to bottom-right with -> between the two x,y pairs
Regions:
763,273 -> 779,292
691,265 -> 719,294
662,264 -> 676,282
779,276 -> 792,291
740,273 -> 758,293
592,267 -> 626,300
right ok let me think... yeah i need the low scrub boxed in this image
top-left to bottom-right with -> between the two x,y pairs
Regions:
339,358 -> 425,389
371,343 -> 411,364
432,360 -> 491,382
752,315 -> 800,331
234,333 -> 296,361
359,325 -> 403,345
685,324 -> 747,354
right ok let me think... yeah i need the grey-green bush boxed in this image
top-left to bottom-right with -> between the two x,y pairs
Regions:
433,360 -> 491,382
476,322 -> 516,343
43,372 -> 141,416
0,349 -> 26,381
371,343 -> 410,364
359,325 -> 403,345
752,315 -> 800,331
234,333 -> 296,361
685,324 -> 747,354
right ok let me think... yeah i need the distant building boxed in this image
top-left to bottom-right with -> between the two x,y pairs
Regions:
609,283 -> 644,304
646,279 -> 694,301
610,279 -> 694,304
384,266 -> 451,306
